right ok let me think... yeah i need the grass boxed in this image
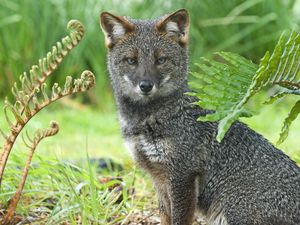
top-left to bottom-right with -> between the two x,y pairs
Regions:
1,151 -> 155,224
0,100 -> 157,224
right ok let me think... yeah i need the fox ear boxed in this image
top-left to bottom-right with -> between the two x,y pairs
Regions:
156,9 -> 189,46
100,12 -> 134,48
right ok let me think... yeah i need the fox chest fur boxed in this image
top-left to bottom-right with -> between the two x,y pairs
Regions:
120,113 -> 174,168
125,134 -> 169,164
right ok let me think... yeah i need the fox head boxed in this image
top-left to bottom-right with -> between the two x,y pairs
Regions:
99,9 -> 189,103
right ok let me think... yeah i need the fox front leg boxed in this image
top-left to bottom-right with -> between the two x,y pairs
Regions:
159,199 -> 171,225
169,174 -> 197,225
153,178 -> 171,225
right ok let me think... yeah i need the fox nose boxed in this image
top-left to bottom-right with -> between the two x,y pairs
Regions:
139,80 -> 154,93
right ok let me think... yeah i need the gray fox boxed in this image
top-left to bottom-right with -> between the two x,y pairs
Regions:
99,9 -> 300,225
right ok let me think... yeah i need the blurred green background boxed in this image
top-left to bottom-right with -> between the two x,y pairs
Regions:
0,0 -> 299,162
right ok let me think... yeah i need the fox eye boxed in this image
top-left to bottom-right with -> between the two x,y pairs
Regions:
155,57 -> 167,65
125,57 -> 137,65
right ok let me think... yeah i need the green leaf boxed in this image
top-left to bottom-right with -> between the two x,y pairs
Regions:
254,31 -> 300,90
190,52 -> 257,141
277,100 -> 300,145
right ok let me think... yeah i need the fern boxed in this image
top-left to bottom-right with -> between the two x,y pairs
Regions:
0,20 -> 95,223
3,121 -> 59,223
189,52 -> 258,141
191,31 -> 300,143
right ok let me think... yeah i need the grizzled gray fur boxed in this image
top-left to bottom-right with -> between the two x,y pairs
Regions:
99,9 -> 300,225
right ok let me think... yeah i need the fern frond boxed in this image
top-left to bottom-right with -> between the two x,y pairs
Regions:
191,31 -> 300,143
0,70 -> 95,185
240,31 -> 300,143
3,121 -> 59,223
254,31 -> 300,90
277,100 -> 300,145
29,121 -> 60,148
190,52 -> 258,141
15,70 -> 95,125
0,20 -> 85,181
11,20 -> 84,115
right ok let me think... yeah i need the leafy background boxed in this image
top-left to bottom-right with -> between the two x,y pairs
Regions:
0,0 -> 300,223
1,0 -> 299,109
